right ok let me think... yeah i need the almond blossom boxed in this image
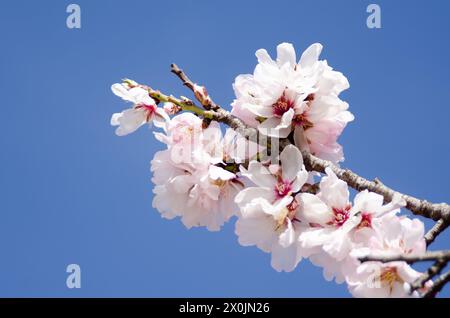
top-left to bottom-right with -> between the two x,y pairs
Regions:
235,196 -> 306,272
151,113 -> 250,231
231,43 -> 353,163
237,145 -> 309,206
152,149 -> 242,231
111,83 -> 169,136
346,215 -> 429,297
153,112 -> 205,165
234,145 -> 310,272
297,168 -> 406,282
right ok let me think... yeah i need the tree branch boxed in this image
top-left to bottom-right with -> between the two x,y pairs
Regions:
160,64 -> 450,222
170,63 -> 255,134
425,219 -> 450,246
171,63 -> 220,111
410,259 -> 447,292
423,271 -> 450,298
358,250 -> 450,264
359,251 -> 450,295
170,63 -> 196,92
301,152 -> 450,222
138,84 -> 206,117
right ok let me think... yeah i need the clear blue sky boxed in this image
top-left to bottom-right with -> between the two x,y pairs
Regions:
0,0 -> 449,297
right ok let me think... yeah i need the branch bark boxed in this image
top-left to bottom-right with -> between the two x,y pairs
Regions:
358,250 -> 450,264
425,219 -> 450,246
301,153 -> 450,222
423,271 -> 450,298
410,259 -> 447,292
171,63 -> 220,111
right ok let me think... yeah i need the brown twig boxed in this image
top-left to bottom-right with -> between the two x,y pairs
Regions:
423,271 -> 450,298
410,259 -> 447,292
301,151 -> 450,222
358,250 -> 450,264
170,63 -> 255,134
171,63 -> 219,111
170,63 -> 195,91
300,183 -> 320,195
425,219 -> 450,246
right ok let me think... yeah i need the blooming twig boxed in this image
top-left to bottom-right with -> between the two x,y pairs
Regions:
167,64 -> 450,295
146,88 -> 206,117
168,64 -> 450,224
170,64 -> 254,134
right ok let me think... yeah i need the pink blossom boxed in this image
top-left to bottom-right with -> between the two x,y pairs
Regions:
231,43 -> 353,163
297,167 -> 406,281
346,215 -> 428,297
110,83 -> 169,136
151,147 -> 243,231
151,114 -> 256,231
234,145 -> 309,272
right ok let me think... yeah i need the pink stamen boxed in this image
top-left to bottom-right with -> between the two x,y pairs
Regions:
358,212 -> 372,229
274,179 -> 292,199
292,94 -> 314,129
135,104 -> 156,122
272,93 -> 294,117
331,204 -> 352,227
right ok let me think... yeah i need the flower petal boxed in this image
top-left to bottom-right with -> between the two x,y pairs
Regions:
276,42 -> 296,68
299,43 -> 323,69
280,145 -> 303,181
112,108 -> 147,136
240,161 -> 275,188
297,193 -> 332,225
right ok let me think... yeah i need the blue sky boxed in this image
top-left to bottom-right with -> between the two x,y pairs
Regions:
0,0 -> 449,297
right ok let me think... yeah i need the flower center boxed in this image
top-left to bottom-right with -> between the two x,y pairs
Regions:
172,124 -> 199,144
272,94 -> 294,117
275,198 -> 299,230
135,103 -> 156,122
292,94 -> 315,129
332,205 -> 351,227
357,212 -> 372,229
211,178 -> 227,188
379,267 -> 402,292
274,179 -> 292,199
293,113 -> 314,130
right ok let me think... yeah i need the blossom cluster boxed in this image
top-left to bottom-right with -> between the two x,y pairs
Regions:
110,43 -> 430,297
231,43 -> 353,163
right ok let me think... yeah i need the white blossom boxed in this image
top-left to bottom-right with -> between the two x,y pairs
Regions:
234,145 -> 310,272
346,215 -> 428,297
111,83 -> 169,136
231,43 -> 353,162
